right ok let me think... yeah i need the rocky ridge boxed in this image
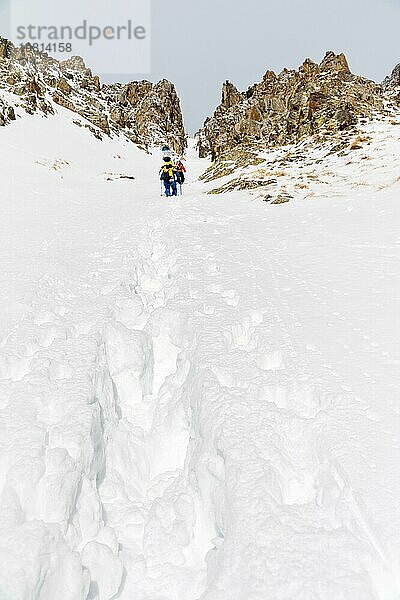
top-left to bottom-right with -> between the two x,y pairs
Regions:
197,52 -> 389,162
0,38 -> 186,153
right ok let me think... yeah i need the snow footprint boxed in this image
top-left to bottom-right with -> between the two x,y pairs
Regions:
221,289 -> 240,307
256,349 -> 286,372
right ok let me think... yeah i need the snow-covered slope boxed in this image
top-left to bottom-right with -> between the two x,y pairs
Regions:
201,110 -> 400,204
1,103 -> 400,599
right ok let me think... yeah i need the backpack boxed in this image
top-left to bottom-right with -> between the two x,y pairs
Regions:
161,163 -> 176,182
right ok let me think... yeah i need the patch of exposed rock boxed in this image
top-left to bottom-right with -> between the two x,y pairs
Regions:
203,125 -> 378,201
0,38 -> 186,153
0,100 -> 16,127
197,51 -> 384,160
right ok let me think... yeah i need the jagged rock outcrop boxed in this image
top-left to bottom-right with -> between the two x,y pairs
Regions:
102,79 -> 186,151
0,38 -> 186,153
197,51 -> 384,160
0,38 -> 12,59
382,63 -> 400,105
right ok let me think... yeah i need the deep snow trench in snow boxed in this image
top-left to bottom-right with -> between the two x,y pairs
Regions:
1,108 -> 400,600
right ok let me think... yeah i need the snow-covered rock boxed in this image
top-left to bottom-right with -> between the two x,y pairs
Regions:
382,63 -> 400,104
197,51 -> 385,160
0,37 -> 186,152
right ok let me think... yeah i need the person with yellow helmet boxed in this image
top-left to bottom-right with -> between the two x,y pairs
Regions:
159,156 -> 178,197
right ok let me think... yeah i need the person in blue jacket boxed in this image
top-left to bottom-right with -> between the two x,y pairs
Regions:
160,157 -> 178,197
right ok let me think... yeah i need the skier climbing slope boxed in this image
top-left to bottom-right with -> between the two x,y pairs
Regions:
159,156 -> 178,196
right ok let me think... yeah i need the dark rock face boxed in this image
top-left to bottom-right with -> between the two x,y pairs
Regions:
0,38 -> 186,152
197,51 -> 383,160
0,38 -> 12,59
103,79 -> 186,152
383,63 -> 400,88
382,63 -> 400,104
0,102 -> 15,126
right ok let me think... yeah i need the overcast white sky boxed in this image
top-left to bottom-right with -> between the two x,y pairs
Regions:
1,0 -> 400,132
149,0 -> 400,132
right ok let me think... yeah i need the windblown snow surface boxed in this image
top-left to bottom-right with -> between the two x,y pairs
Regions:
1,103 -> 400,600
